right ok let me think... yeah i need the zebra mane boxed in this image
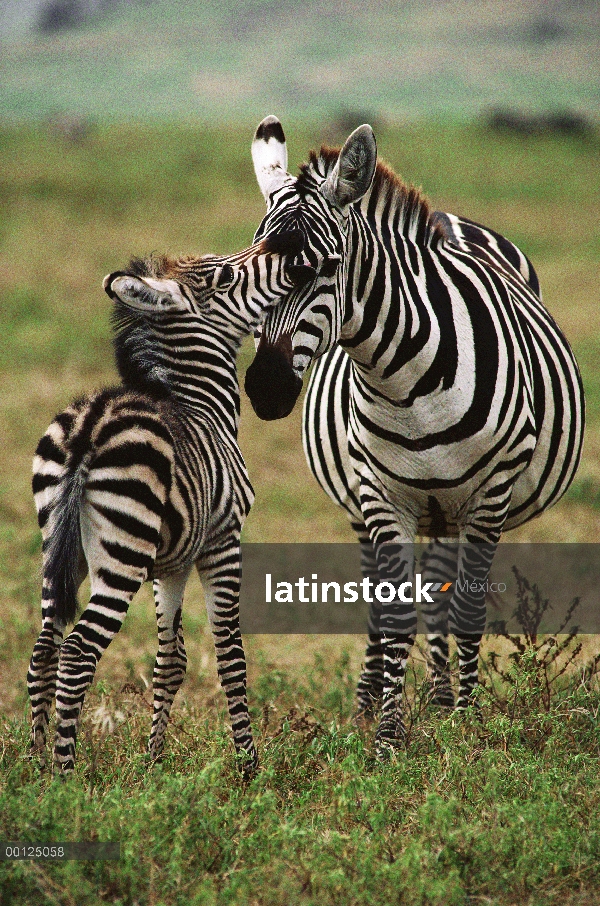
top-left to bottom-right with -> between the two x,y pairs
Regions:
298,147 -> 447,248
110,255 -> 175,400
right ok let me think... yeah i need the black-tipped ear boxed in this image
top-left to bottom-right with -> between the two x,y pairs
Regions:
255,117 -> 286,145
252,115 -> 292,202
287,264 -> 317,287
217,263 -> 234,288
260,229 -> 305,256
320,124 -> 377,211
103,271 -> 128,299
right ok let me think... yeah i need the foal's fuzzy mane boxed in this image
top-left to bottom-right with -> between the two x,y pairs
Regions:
110,256 -> 175,399
298,146 -> 447,247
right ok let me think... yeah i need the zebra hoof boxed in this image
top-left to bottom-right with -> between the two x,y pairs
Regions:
354,708 -> 376,728
147,737 -> 166,763
52,761 -> 74,780
238,747 -> 259,781
147,751 -> 165,765
455,699 -> 483,722
28,748 -> 49,771
29,732 -> 48,761
374,716 -> 405,760
374,736 -> 405,761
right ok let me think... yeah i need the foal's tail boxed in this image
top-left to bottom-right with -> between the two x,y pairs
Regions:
44,466 -> 86,626
33,416 -> 89,628
44,467 -> 86,627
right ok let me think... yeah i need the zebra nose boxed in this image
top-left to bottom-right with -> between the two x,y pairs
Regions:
244,336 -> 303,420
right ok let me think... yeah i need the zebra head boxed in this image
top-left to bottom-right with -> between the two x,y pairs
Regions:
244,116 -> 377,420
103,241 -> 304,395
104,238 -> 303,339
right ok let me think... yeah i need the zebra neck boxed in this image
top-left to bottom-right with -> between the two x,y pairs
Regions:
340,222 -> 462,408
116,334 -> 242,438
166,352 -> 241,438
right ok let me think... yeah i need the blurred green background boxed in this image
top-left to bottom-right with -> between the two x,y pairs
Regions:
1,0 -> 598,121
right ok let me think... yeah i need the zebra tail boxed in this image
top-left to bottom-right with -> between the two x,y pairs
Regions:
45,467 -> 87,627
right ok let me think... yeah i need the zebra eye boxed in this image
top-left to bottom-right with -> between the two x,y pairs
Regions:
320,257 -> 341,278
287,264 -> 317,287
217,264 -> 234,288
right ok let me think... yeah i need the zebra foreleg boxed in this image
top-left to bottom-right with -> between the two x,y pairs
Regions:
419,539 -> 458,708
354,533 -> 384,720
450,523 -> 504,711
148,571 -> 190,761
359,482 -> 420,756
197,548 -> 257,778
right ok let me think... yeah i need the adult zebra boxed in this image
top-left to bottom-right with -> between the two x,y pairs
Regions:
244,117 -> 584,754
28,235 -> 301,775
304,217 -> 544,715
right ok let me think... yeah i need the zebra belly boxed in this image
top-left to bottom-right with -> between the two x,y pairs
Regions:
349,394 -> 536,505
304,346 -> 542,537
303,351 -> 473,531
305,336 -> 582,540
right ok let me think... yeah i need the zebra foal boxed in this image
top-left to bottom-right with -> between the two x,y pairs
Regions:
28,236 -> 302,776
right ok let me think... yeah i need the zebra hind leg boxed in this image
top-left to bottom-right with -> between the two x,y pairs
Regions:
28,555 -> 87,766
356,632 -> 384,722
455,635 -> 482,710
148,572 -> 190,762
53,563 -> 149,775
28,579 -> 64,766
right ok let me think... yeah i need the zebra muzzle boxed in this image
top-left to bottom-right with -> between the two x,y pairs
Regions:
244,336 -> 302,420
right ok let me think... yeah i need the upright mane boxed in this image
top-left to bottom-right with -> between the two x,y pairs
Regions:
298,146 -> 447,248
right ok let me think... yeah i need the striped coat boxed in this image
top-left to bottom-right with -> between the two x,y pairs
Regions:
28,238 -> 301,774
244,117 -> 584,754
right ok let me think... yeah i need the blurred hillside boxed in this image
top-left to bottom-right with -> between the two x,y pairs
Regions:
0,0 -> 598,122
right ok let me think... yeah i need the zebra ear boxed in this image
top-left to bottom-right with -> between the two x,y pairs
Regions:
320,124 -> 377,211
103,274 -> 189,313
252,115 -> 292,202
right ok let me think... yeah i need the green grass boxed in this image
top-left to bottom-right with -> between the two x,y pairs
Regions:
1,119 -> 600,903
2,649 -> 600,905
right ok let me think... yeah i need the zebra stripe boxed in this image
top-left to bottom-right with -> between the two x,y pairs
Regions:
245,118 -> 584,755
28,238 -> 301,775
